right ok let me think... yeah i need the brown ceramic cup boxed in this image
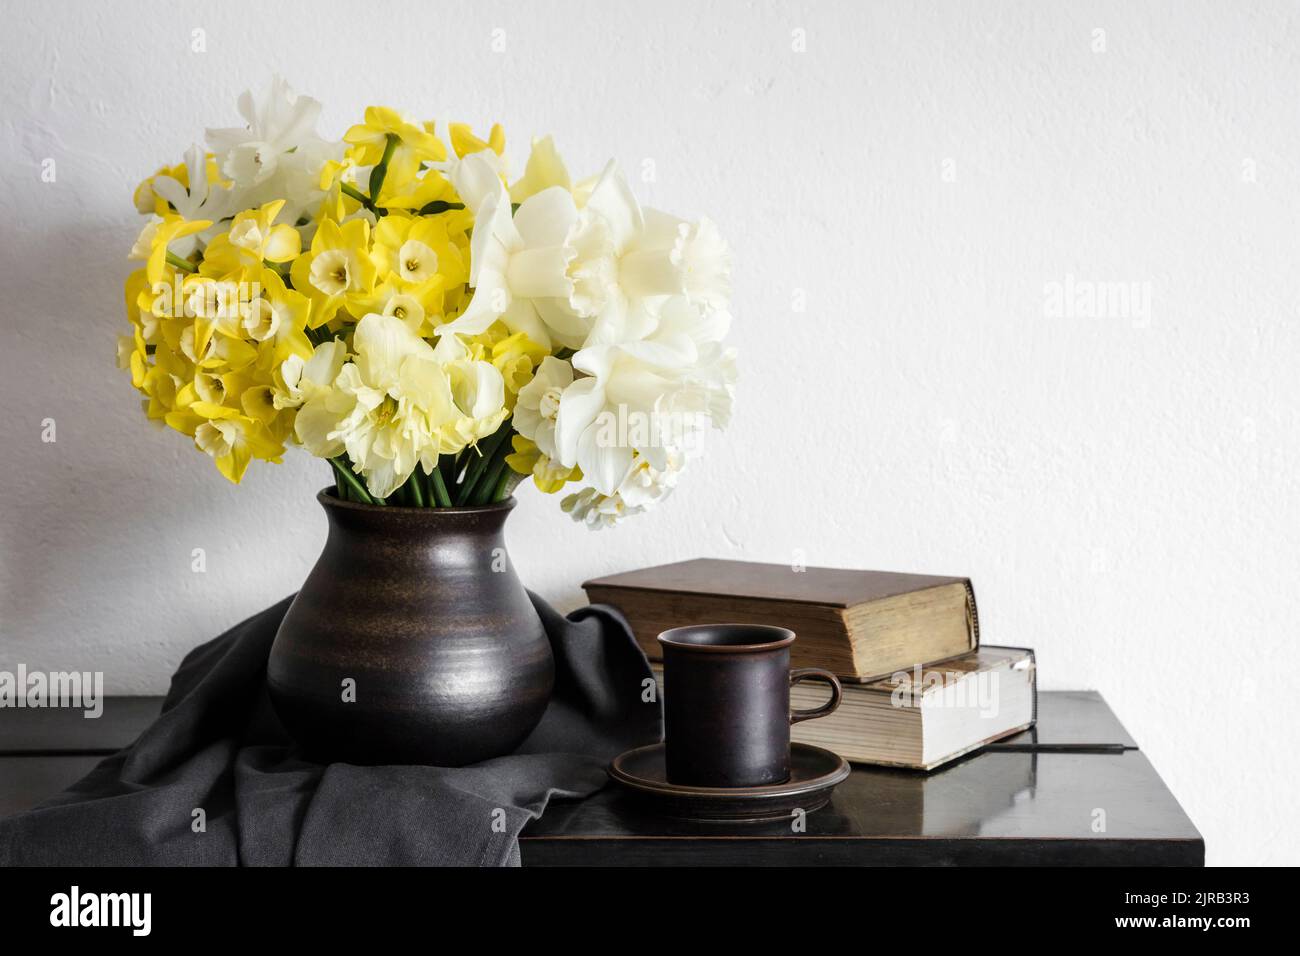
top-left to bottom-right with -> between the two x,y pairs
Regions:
658,624 -> 843,787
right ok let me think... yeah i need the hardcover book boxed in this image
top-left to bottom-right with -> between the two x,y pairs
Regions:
583,558 -> 980,681
789,646 -> 1036,769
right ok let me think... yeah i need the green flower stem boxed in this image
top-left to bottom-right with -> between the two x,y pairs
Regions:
305,325 -> 337,348
340,182 -> 374,211
416,199 -> 466,216
429,467 -> 453,507
490,466 -> 524,503
474,454 -> 509,507
166,252 -> 196,273
455,427 -> 512,505
455,448 -> 492,505
408,472 -> 426,507
367,134 -> 399,207
439,451 -> 458,492
473,433 -> 517,506
330,457 -> 377,505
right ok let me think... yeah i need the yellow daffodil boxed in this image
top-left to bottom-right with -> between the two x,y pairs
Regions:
490,330 -> 549,409
509,135 -> 571,204
505,435 -> 581,494
370,213 -> 468,291
137,215 -> 212,285
123,268 -> 151,331
344,107 -> 446,197
139,345 -> 195,424
449,122 -> 505,159
345,107 -> 445,166
378,165 -> 457,212
353,277 -> 446,337
132,154 -> 225,216
241,383 -> 295,444
200,200 -> 302,280
311,160 -> 354,223
190,407 -> 284,483
242,268 -> 313,361
134,162 -> 184,215
289,218 -> 378,328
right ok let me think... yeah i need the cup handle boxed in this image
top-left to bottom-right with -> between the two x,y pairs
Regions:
789,668 -> 843,724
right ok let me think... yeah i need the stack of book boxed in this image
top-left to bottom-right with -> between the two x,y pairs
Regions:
583,558 -> 1036,771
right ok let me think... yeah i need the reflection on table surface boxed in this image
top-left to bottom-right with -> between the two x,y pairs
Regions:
525,749 -> 1199,841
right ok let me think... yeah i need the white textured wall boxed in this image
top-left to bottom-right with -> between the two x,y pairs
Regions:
2,0 -> 1296,865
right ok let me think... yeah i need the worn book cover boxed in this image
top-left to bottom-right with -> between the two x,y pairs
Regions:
583,558 -> 980,680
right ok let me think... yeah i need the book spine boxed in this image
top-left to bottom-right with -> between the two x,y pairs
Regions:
1026,647 -> 1037,726
963,579 -> 981,650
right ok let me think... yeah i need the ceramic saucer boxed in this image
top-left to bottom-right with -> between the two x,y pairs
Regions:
608,742 -> 849,823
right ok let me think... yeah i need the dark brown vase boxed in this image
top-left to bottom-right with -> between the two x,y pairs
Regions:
267,489 -> 554,766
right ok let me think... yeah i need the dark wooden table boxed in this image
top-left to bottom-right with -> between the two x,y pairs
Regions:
0,691 -> 1202,865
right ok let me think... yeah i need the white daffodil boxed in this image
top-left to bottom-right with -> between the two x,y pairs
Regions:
561,486 -> 642,529
325,314 -> 445,498
558,168 -> 731,351
618,212 -> 731,312
274,338 -> 348,411
437,155 -> 632,349
512,355 -> 572,460
148,145 -> 236,256
441,151 -> 733,359
278,344 -> 349,461
194,419 -> 238,457
435,162 -> 575,349
429,332 -> 508,452
206,76 -> 341,222
289,314 -> 505,499
550,352 -> 663,495
559,444 -> 687,530
594,295 -> 738,440
577,207 -> 731,349
207,75 -> 324,187
616,447 -> 685,510
550,325 -> 736,497
528,160 -> 646,347
670,337 -> 739,432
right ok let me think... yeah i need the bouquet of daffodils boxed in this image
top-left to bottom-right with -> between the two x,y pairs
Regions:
120,78 -> 735,527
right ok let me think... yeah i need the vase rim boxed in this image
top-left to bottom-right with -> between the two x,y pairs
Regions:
316,487 -> 517,515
